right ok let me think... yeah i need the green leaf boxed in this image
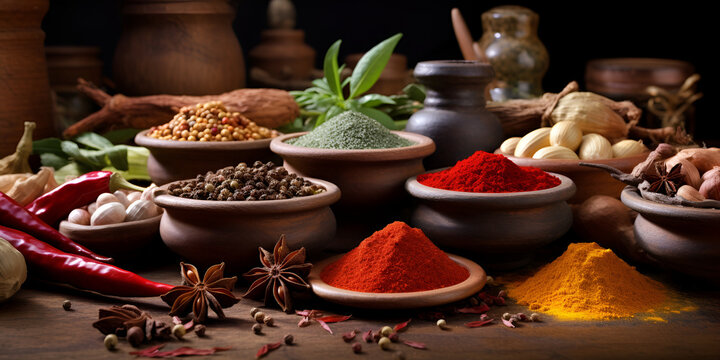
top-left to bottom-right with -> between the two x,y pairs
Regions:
311,79 -> 333,94
313,112 -> 327,128
348,33 -> 403,99
356,106 -> 396,130
323,39 -> 343,100
39,152 -> 70,170
105,145 -> 129,171
102,128 -> 142,145
325,105 -> 345,122
32,138 -> 66,157
73,132 -> 114,150
403,83 -> 427,102
358,94 -> 396,108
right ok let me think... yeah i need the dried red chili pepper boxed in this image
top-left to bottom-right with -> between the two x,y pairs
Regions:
25,171 -> 145,225
0,225 -> 173,297
0,192 -> 112,262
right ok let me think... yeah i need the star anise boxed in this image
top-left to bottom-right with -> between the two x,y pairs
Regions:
160,262 -> 240,323
92,304 -> 171,341
243,234 -> 312,313
642,161 -> 684,195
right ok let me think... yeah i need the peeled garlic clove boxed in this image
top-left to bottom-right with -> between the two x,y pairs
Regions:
532,145 -> 579,160
550,92 -> 629,142
676,185 -> 705,202
514,128 -> 551,158
125,199 -> 159,222
549,121 -> 583,151
699,167 -> 720,201
578,133 -> 613,160
68,208 -> 91,225
126,191 -> 142,203
500,137 -> 521,156
90,202 -> 126,226
612,139 -> 648,158
96,193 -> 119,207
113,190 -> 130,208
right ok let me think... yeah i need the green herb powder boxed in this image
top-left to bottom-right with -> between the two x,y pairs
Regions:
287,111 -> 414,149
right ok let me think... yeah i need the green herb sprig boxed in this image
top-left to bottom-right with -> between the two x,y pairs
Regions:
283,33 -> 426,132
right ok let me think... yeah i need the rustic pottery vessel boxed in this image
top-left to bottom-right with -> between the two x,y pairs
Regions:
134,129 -> 280,185
113,0 -> 245,95
405,172 -> 575,270
345,53 -> 412,95
153,178 -> 340,271
505,153 -> 648,204
270,131 -> 435,208
308,253 -> 486,309
59,214 -> 162,260
0,0 -> 56,156
249,29 -> 315,82
477,5 -> 548,101
621,187 -> 720,279
405,60 -> 503,170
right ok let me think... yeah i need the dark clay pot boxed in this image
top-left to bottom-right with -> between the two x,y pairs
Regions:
405,60 -> 504,170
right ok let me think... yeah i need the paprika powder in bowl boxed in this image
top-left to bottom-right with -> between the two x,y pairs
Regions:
405,151 -> 576,270
153,177 -> 340,272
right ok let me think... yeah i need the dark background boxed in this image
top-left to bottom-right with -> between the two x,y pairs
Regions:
42,1 -> 718,142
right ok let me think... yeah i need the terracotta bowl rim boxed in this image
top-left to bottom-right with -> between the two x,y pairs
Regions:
502,151 -> 649,172
58,213 -> 162,233
405,170 -> 576,205
153,177 -> 341,213
621,186 -> 720,220
134,129 -> 277,151
269,131 -> 436,161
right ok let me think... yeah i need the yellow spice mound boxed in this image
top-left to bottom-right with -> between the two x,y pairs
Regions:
507,242 -> 667,320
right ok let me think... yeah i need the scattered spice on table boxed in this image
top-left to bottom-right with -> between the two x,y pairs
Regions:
417,150 -> 560,192
287,111 -> 414,149
130,344 -> 231,358
170,161 -> 325,201
93,304 -> 171,343
507,242 -> 668,320
146,101 -> 279,141
320,221 -> 468,293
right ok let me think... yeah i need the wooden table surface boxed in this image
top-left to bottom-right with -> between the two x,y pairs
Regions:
1,240 -> 719,360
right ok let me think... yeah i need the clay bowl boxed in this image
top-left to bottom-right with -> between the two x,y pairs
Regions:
153,177 -> 341,271
621,187 -> 720,279
58,214 -> 162,260
505,152 -> 648,203
270,131 -> 435,208
308,253 -> 486,309
405,172 -> 576,270
134,129 -> 281,185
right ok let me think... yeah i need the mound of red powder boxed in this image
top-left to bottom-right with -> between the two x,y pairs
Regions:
320,221 -> 469,293
417,151 -> 560,193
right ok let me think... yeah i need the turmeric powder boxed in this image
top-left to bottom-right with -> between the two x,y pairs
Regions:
507,242 -> 667,320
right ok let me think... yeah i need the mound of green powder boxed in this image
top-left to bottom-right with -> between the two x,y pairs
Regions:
287,111 -> 414,149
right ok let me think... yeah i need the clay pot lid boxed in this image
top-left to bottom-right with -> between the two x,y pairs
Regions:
586,58 -> 694,89
414,60 -> 494,79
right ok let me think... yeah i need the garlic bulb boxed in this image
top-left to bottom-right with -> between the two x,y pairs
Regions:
96,193 -> 119,207
0,237 -> 27,302
125,200 -> 160,222
514,128 -> 551,158
549,121 -> 582,151
91,202 -> 126,226
68,208 -> 91,225
676,185 -> 705,202
499,137 -> 521,156
532,146 -> 579,160
699,167 -> 720,201
612,139 -> 648,158
578,133 -> 613,160
550,92 -> 629,142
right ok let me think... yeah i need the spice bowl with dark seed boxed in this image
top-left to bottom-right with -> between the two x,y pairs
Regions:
621,186 -> 720,279
153,175 -> 341,271
405,171 -> 576,270
135,129 -> 281,185
270,131 -> 435,208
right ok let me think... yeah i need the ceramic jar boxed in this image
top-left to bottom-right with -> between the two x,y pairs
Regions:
249,29 -> 315,82
113,0 -> 245,96
477,5 -> 548,102
0,0 -> 56,155
405,60 -> 503,170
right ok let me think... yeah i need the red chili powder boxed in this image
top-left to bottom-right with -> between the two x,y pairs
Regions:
417,151 -> 560,193
320,221 -> 469,293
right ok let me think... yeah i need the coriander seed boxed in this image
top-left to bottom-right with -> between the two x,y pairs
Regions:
194,324 -> 207,337
530,313 -> 541,322
104,334 -> 118,350
254,311 -> 266,323
378,336 -> 391,350
252,323 -> 263,334
250,307 -> 260,317
352,342 -> 362,354
436,319 -> 448,330
62,299 -> 72,311
380,326 -> 393,337
283,334 -> 294,345
263,315 -> 274,326
172,324 -> 186,339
